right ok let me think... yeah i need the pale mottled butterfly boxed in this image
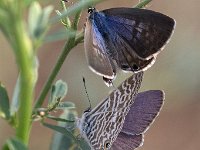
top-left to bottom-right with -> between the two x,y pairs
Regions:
77,89 -> 164,149
77,72 -> 143,150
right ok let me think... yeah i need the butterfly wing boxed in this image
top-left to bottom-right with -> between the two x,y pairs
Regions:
87,8 -> 175,72
84,18 -> 116,80
111,133 -> 143,150
121,90 -> 165,135
78,72 -> 143,150
102,8 -> 175,59
111,90 -> 164,150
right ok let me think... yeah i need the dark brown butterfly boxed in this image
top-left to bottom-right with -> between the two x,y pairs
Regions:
84,7 -> 175,86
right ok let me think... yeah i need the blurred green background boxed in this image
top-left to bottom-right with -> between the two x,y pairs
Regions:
0,0 -> 200,149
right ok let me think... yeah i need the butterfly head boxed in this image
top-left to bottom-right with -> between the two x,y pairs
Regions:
88,7 -> 96,14
76,112 -> 88,134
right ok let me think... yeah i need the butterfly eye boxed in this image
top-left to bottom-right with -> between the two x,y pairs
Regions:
103,77 -> 113,87
104,141 -> 111,149
88,7 -> 96,14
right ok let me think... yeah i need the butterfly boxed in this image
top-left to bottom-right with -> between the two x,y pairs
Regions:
84,7 -> 175,86
76,72 -> 144,150
112,90 -> 164,150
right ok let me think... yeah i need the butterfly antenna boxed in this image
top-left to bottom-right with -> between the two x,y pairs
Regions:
82,77 -> 92,112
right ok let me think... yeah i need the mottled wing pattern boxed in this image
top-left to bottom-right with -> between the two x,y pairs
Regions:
78,72 -> 143,150
111,133 -> 143,150
84,19 -> 116,80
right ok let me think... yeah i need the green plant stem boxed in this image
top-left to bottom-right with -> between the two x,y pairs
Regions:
34,0 -> 85,111
134,0 -> 152,8
50,0 -> 104,24
11,13 -> 36,145
75,31 -> 84,45
34,37 -> 76,110
0,0 -> 36,145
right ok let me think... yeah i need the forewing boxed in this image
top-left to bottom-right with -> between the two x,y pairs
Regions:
121,90 -> 165,135
84,20 -> 116,79
111,133 -> 143,150
80,72 -> 144,150
100,20 -> 157,72
102,7 -> 175,59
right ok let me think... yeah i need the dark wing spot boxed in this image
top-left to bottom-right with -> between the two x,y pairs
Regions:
132,64 -> 139,71
104,141 -> 111,149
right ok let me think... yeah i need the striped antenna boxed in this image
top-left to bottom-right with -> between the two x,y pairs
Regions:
82,77 -> 92,112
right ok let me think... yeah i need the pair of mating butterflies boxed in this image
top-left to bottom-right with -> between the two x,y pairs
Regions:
84,7 -> 175,86
77,72 -> 164,150
76,7 -> 175,150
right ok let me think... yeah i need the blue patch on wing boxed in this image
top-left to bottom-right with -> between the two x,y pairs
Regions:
103,15 -> 149,53
104,15 -> 135,41
92,22 -> 107,53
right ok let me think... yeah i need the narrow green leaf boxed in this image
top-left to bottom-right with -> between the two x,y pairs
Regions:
57,0 -> 72,28
43,122 -> 76,140
134,0 -> 152,8
11,75 -> 20,116
48,80 -> 68,111
28,1 -> 53,47
6,138 -> 28,150
72,8 -> 82,30
61,0 -> 71,29
7,75 -> 21,127
44,28 -> 78,43
50,109 -> 79,150
49,80 -> 68,103
57,101 -> 75,109
28,1 -> 42,39
47,115 -> 75,123
78,139 -> 91,150
40,5 -> 54,29
0,83 -> 10,120
50,0 -> 104,24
